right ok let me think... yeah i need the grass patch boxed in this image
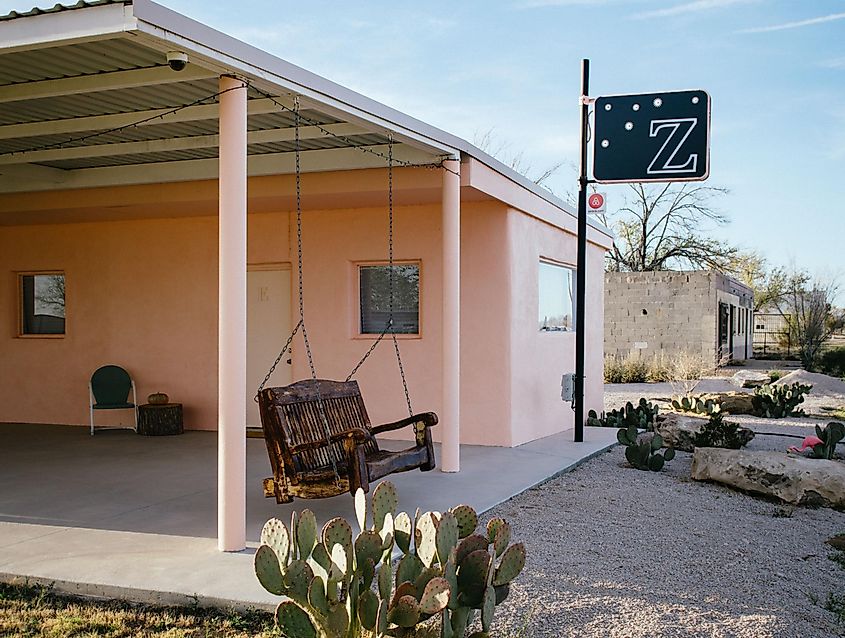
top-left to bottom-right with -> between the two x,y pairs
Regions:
824,592 -> 845,625
0,582 -> 278,637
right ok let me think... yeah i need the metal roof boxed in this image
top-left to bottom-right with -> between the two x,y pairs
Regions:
0,0 -> 612,238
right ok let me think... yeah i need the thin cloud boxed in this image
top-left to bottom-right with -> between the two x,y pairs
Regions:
821,57 -> 845,70
737,11 -> 845,34
634,0 -> 756,19
516,0 -> 625,8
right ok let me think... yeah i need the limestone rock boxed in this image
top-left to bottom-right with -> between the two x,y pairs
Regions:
691,448 -> 845,510
698,391 -> 756,415
656,413 -> 754,452
731,370 -> 771,388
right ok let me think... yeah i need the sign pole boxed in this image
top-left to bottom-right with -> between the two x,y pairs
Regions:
574,58 -> 589,444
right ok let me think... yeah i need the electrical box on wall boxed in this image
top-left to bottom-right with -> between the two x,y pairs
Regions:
561,373 -> 575,402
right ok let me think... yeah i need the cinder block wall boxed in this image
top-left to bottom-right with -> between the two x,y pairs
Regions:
604,271 -> 718,362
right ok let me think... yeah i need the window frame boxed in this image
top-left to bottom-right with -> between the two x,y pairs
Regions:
353,260 -> 423,340
538,258 -> 577,334
17,270 -> 67,339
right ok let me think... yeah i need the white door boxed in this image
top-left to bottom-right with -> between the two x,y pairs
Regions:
247,268 -> 292,427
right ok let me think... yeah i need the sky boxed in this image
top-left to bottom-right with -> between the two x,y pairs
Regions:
3,0 -> 843,299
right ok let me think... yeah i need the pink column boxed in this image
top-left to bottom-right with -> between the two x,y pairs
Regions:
218,75 -> 247,552
441,159 -> 461,472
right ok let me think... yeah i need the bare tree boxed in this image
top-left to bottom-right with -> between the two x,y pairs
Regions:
473,128 -> 565,194
777,269 -> 840,369
728,251 -> 788,312
597,183 -> 736,272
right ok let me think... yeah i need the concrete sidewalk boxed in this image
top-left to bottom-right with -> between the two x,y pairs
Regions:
0,423 -> 616,609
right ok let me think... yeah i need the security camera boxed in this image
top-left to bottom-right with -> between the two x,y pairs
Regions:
166,51 -> 189,72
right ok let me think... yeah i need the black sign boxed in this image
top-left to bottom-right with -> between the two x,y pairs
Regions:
593,89 -> 710,183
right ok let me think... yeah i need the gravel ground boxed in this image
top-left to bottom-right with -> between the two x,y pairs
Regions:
481,384 -> 845,638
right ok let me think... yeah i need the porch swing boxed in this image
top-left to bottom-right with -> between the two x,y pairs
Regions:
255,100 -> 438,503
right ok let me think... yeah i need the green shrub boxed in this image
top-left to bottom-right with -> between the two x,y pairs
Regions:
694,411 -> 747,449
816,347 -> 845,379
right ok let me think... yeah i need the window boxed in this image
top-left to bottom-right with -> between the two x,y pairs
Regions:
19,272 -> 65,336
539,261 -> 575,332
359,264 -> 420,335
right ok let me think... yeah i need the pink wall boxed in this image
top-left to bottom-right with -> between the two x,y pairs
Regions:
505,209 -> 606,447
0,216 -> 219,429
0,169 -> 610,447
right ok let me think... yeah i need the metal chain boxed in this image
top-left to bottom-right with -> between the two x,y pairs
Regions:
293,97 -> 342,485
255,318 -> 302,401
345,138 -> 414,416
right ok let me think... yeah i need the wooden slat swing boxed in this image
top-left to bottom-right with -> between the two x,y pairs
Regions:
255,100 -> 437,503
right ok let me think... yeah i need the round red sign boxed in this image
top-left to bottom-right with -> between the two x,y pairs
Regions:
588,193 -> 604,210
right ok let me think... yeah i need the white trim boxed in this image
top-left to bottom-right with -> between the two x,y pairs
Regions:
0,4 -> 135,53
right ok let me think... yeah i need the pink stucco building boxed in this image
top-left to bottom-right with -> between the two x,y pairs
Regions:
0,0 -> 612,550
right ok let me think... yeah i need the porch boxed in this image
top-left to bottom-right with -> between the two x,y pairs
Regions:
0,423 -> 616,607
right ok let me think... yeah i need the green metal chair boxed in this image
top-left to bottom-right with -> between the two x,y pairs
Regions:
89,365 -> 138,435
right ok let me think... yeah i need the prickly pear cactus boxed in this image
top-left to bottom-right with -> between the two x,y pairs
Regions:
752,382 -> 812,418
254,481 -> 526,638
812,421 -> 845,459
618,428 -> 675,471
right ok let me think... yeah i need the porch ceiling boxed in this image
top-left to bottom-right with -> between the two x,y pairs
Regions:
0,2 -> 450,195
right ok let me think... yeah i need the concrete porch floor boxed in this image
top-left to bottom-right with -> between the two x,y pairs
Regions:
0,423 -> 616,608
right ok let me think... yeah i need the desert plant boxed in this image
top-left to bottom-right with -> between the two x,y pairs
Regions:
587,398 -> 659,430
768,370 -> 784,383
617,425 -> 675,471
694,411 -> 747,449
254,481 -> 526,638
667,350 -> 711,396
810,422 -> 845,460
817,347 -> 845,379
751,382 -> 812,418
671,395 -> 721,416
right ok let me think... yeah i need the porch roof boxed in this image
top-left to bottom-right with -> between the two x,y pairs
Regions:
0,0 -> 612,241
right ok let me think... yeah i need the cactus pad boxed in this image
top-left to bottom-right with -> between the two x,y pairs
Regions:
284,559 -> 314,602
419,576 -> 451,615
457,549 -> 492,607
308,576 -> 328,615
493,543 -> 525,586
354,530 -> 384,569
487,519 -> 511,558
372,481 -> 398,531
297,509 -> 318,560
254,544 -> 285,595
260,518 -> 290,565
358,588 -> 379,630
416,512 -> 438,568
481,585 -> 495,632
354,487 -> 367,531
436,511 -> 459,564
396,553 -> 424,588
275,601 -> 318,638
413,566 -> 440,596
326,602 -> 349,637
379,512 -> 394,551
322,517 -> 353,557
449,504 -> 478,539
455,534 -> 489,566
378,560 -> 392,601
392,580 -> 418,607
494,583 -> 510,605
648,454 -> 665,471
388,595 -> 421,628
664,447 -> 676,462
361,557 -> 376,589
394,511 -> 413,553
329,543 -> 348,582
